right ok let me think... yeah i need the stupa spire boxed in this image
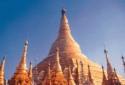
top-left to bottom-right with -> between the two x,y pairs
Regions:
54,47 -> 62,73
113,68 -> 120,83
29,62 -> 33,79
48,8 -> 82,62
43,63 -> 51,85
104,49 -> 113,79
88,65 -> 94,84
1,56 -> 5,72
8,41 -> 33,85
47,63 -> 51,85
59,8 -> 71,37
17,40 -> 28,71
67,66 -> 76,85
0,56 -> 5,85
102,65 -> 107,85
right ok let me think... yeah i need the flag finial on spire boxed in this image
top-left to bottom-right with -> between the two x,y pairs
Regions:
62,8 -> 66,15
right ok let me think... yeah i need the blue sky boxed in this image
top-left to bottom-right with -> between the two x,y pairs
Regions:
0,0 -> 125,79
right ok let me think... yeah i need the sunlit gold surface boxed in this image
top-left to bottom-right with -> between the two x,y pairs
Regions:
33,9 -> 125,85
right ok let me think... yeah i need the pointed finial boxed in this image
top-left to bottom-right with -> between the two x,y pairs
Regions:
1,56 -> 6,71
122,55 -> 124,60
2,56 -> 5,61
61,8 -> 66,15
102,65 -> 104,71
25,40 -> 28,46
29,61 -> 33,79
102,65 -> 107,85
104,48 -> 108,55
1,56 -> 5,64
121,55 -> 125,73
102,65 -> 104,69
113,68 -> 120,82
102,65 -> 105,72
55,47 -> 59,60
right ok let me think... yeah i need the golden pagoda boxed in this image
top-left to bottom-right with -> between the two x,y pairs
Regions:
104,49 -> 121,85
33,9 -> 125,85
0,57 -> 5,85
8,41 -> 32,85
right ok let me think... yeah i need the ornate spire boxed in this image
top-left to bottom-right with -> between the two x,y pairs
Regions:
1,56 -> 5,72
43,63 -> 51,85
50,48 -> 67,85
29,62 -> 33,79
88,65 -> 94,85
104,48 -> 113,79
67,66 -> 76,85
102,65 -> 107,85
121,56 -> 125,73
16,40 -> 28,72
59,8 -> 71,37
75,60 -> 80,85
8,41 -> 33,85
54,47 -> 62,73
48,8 -> 83,66
113,68 -> 121,84
0,56 -> 5,85
47,63 -> 51,85
79,61 -> 85,84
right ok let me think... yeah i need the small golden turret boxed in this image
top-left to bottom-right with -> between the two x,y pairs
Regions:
54,47 -> 62,73
113,68 -> 121,85
67,66 -> 76,85
104,49 -> 113,80
16,40 -> 28,73
88,65 -> 94,85
28,62 -> 33,82
51,47 -> 67,85
43,63 -> 51,85
102,66 -> 107,85
8,40 -> 32,85
0,57 -> 5,85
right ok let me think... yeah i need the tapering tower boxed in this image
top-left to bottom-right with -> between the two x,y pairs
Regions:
33,9 -> 125,85
104,49 -> 122,85
112,68 -> 121,85
28,62 -> 33,85
8,41 -> 32,85
67,66 -> 76,85
87,65 -> 94,85
51,48 -> 67,85
102,66 -> 107,85
104,49 -> 113,80
0,57 -> 5,85
42,63 -> 51,85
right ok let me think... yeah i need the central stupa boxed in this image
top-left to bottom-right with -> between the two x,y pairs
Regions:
33,9 -> 125,85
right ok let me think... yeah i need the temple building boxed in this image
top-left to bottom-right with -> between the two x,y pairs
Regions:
32,9 -> 125,85
1,9 -> 125,85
